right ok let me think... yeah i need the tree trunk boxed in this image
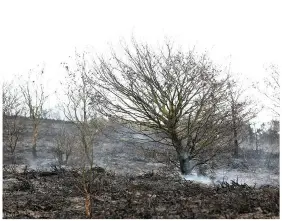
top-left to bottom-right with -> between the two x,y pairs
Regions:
171,133 -> 192,175
32,144 -> 37,159
32,124 -> 39,159
233,121 -> 239,158
58,151 -> 63,165
64,153 -> 68,165
255,132 -> 259,155
178,152 -> 192,175
233,137 -> 239,158
231,102 -> 239,158
85,192 -> 92,218
11,154 -> 16,164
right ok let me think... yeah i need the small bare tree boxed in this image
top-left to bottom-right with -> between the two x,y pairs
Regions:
89,40 -> 233,175
226,76 -> 258,158
61,51 -> 105,218
3,80 -> 25,164
53,123 -> 76,166
253,123 -> 262,154
256,64 -> 280,118
19,66 -> 49,159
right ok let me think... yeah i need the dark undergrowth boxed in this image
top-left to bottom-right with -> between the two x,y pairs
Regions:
3,167 -> 279,219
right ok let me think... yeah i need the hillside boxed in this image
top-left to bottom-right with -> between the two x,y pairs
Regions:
2,117 -> 280,218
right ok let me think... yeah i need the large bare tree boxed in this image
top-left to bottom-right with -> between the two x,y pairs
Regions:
19,67 -> 49,159
89,41 -> 233,175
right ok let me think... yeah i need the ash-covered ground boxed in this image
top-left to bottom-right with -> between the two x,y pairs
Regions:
3,167 -> 279,219
2,117 -> 280,218
4,119 -> 173,175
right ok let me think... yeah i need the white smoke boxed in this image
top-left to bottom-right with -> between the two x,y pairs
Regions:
27,158 -> 56,171
183,172 -> 212,185
182,169 -> 279,187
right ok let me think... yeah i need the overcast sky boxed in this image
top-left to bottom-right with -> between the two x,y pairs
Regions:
1,0 -> 281,122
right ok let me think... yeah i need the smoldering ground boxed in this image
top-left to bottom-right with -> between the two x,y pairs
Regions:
2,117 -> 279,218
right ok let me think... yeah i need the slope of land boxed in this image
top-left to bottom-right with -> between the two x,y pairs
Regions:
2,117 -> 280,218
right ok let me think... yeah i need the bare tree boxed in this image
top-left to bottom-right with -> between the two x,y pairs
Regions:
3,80 -> 25,163
61,51 -> 105,218
253,123 -> 262,155
226,76 -> 258,158
256,64 -> 280,118
53,123 -> 76,166
89,40 -> 233,175
19,67 -> 49,159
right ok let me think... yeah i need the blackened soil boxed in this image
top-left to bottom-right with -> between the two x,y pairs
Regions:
3,167 -> 279,219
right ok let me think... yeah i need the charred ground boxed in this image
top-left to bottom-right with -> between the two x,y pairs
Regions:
2,117 -> 280,219
3,167 -> 279,219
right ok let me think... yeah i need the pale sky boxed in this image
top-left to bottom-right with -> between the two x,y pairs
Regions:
0,0 -> 281,122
